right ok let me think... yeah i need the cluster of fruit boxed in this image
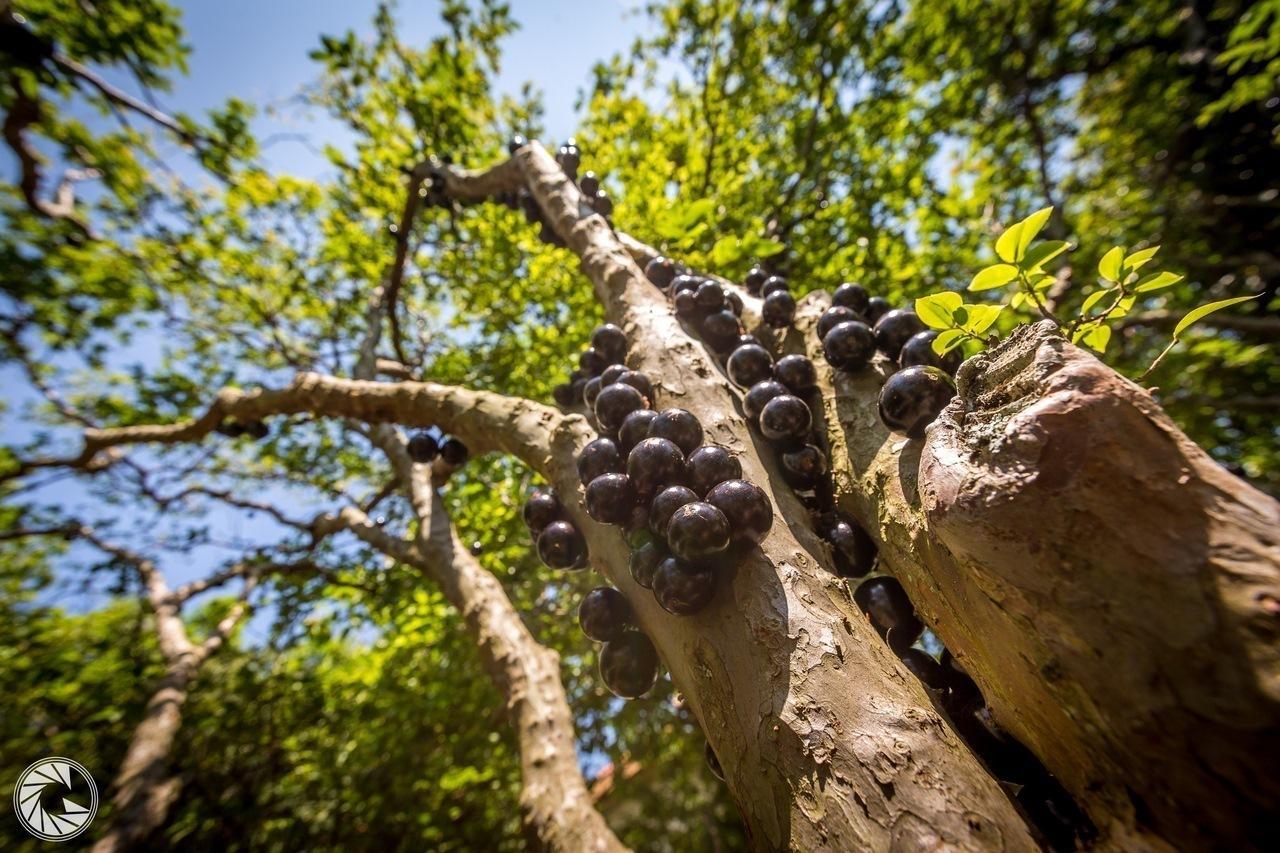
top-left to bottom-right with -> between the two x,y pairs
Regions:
406,430 -> 469,467
494,135 -> 615,250
552,323 -> 634,408
215,419 -> 270,440
814,285 -> 961,440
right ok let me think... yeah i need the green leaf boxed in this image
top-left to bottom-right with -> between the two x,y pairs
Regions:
1123,246 -> 1160,274
1098,246 -> 1125,282
1173,294 -> 1261,339
962,304 -> 1004,334
915,292 -> 963,329
710,235 -> 741,266
1021,240 -> 1070,271
933,329 -> 967,355
1010,291 -> 1028,310
1015,206 -> 1054,257
1081,288 -> 1113,314
1080,324 -> 1112,353
968,263 -> 1018,291
995,222 -> 1022,263
1133,271 -> 1183,293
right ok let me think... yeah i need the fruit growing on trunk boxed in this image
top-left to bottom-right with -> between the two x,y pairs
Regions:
591,323 -> 628,363
817,305 -> 862,340
899,330 -> 962,375
578,437 -> 623,485
666,501 -> 732,560
774,354 -> 818,393
627,437 -> 687,498
854,576 -> 923,652
579,587 -> 632,643
877,365 -> 956,439
780,443 -> 828,490
594,383 -> 648,432
522,488 -> 561,535
648,408 -> 703,455
440,437 -> 469,466
822,320 -> 876,370
833,282 -> 870,314
618,409 -> 659,454
821,512 -> 877,578
759,394 -> 812,444
762,290 -> 797,327
727,344 -> 774,388
873,308 -> 927,359
744,380 -> 789,423
653,557 -> 718,615
705,479 -> 773,546
537,520 -> 587,569
585,473 -> 638,525
686,445 -> 743,496
407,432 -> 439,463
649,485 -> 699,538
599,630 -> 660,698
629,539 -> 666,589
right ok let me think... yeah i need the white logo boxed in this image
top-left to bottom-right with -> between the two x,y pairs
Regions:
13,757 -> 98,841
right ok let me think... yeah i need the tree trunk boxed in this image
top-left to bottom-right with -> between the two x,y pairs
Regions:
797,303 -> 1280,850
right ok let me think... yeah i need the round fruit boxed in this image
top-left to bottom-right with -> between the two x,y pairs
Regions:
595,382 -> 648,432
583,376 -> 603,409
599,631 -> 660,698
653,557 -> 718,615
726,344 -> 774,388
877,366 -> 956,439
762,290 -> 797,327
579,587 -> 631,643
556,144 -> 580,177
774,354 -> 817,393
592,323 -> 628,363
736,333 -> 762,350
508,133 -> 527,153
645,256 -> 677,289
674,290 -> 698,316
440,437 -> 469,466
700,310 -> 741,351
649,485 -> 699,538
780,443 -> 828,490
615,369 -> 654,405
648,408 -> 703,455
627,437 -> 687,498
759,395 -> 812,444
822,320 -> 876,371
407,432 -> 439,463
833,282 -> 870,313
216,420 -> 246,438
244,420 -> 270,440
761,275 -> 789,296
537,520 -> 587,569
686,445 -> 743,496
854,576 -> 923,652
865,296 -> 891,324
600,363 -> 627,387
899,648 -> 947,689
817,305 -> 862,340
580,347 -> 606,376
705,742 -> 724,781
579,170 -> 600,195
705,479 -> 773,546
725,291 -> 743,316
670,274 -> 701,296
874,309 -> 926,359
744,266 -> 767,295
553,383 -> 574,406
824,514 -> 877,578
744,380 -> 789,423
593,190 -> 613,216
618,409 -> 659,454
899,330 -> 962,375
586,473 -> 638,525
694,281 -> 725,311
667,502 -> 731,561
522,488 -> 561,535
570,377 -> 587,404
629,540 -> 666,589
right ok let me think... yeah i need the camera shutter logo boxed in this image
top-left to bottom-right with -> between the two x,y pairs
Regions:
13,758 -> 98,841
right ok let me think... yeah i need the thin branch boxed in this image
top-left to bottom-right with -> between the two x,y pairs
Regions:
1121,310 -> 1279,336
50,52 -> 207,147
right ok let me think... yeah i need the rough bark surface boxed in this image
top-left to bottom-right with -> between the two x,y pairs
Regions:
796,299 -> 1280,850
441,143 -> 1039,851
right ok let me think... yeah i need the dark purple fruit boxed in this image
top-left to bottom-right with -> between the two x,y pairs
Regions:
874,309 -> 926,359
899,648 -> 947,689
570,376 -> 587,404
699,310 -> 740,352
694,281 -> 725,311
648,408 -> 703,455
865,296 -> 891,324
523,488 -> 561,535
592,323 -> 628,363
593,190 -> 613,216
762,290 -> 796,328
666,501 -> 731,561
759,395 -> 811,444
618,409 -> 659,454
599,631 -> 660,698
674,290 -> 698,316
744,380 -> 789,422
726,344 -> 774,387
761,275 -> 789,296
705,480 -> 772,546
817,305 -> 862,340
686,445 -> 742,496
553,383 -> 574,406
595,382 -> 647,432
780,443 -> 827,490
822,320 -> 876,370
645,256 -> 677,289
670,274 -> 701,296
537,520 -> 587,569
580,347 -> 606,376
583,376 -> 603,409
653,557 -> 717,615
899,330 -> 962,375
726,291 -> 743,316
585,473 -> 638,525
736,333 -> 762,350
508,133 -> 528,153
744,266 -> 767,295
216,420 -> 247,438
649,485 -> 699,538
615,369 -> 654,405
824,514 -> 876,578
579,171 -> 601,196
854,576 -> 923,652
579,587 -> 631,643
600,363 -> 627,387
556,143 -> 580,178
877,366 -> 956,440
244,420 -> 270,439
833,283 -> 870,314
407,432 -> 439,463
627,437 -> 687,497
773,354 -> 817,393
440,437 -> 469,466
629,539 -> 665,589
705,742 -> 724,781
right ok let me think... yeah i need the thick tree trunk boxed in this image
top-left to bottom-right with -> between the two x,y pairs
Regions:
797,303 -> 1280,849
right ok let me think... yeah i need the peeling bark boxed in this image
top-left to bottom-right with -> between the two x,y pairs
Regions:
796,298 -> 1280,850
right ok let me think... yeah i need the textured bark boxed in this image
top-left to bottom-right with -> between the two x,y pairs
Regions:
437,143 -> 1038,851
796,300 -> 1280,850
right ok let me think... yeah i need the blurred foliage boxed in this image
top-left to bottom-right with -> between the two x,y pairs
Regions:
0,0 -> 1275,850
